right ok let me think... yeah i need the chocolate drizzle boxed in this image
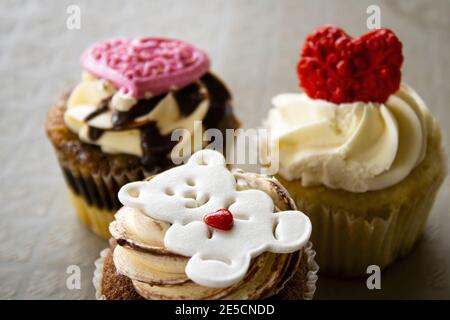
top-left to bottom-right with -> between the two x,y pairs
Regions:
111,94 -> 166,129
85,99 -> 109,121
140,123 -> 177,168
201,72 -> 232,130
173,82 -> 207,117
82,72 -> 232,168
85,99 -> 110,140
87,127 -> 104,141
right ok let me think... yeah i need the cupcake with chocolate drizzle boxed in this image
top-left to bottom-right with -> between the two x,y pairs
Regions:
46,38 -> 240,238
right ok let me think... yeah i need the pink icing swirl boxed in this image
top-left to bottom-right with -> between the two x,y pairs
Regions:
80,37 -> 210,98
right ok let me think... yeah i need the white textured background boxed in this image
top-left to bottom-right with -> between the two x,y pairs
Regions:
0,0 -> 449,299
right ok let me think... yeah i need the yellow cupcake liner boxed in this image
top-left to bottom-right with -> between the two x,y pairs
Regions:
68,189 -> 114,239
293,179 -> 442,277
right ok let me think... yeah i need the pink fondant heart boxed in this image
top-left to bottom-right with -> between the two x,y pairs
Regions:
80,37 -> 210,98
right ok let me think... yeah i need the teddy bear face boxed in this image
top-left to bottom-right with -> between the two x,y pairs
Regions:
119,149 -> 311,288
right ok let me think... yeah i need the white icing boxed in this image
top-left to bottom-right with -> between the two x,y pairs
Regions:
111,90 -> 137,112
118,150 -> 312,288
265,84 -> 431,192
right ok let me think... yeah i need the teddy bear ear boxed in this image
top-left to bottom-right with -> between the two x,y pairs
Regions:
187,149 -> 226,167
118,181 -> 148,209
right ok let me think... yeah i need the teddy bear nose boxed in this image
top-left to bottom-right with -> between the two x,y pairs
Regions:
203,208 -> 234,231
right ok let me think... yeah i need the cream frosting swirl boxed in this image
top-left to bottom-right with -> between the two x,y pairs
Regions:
265,83 -> 432,193
64,72 -> 209,158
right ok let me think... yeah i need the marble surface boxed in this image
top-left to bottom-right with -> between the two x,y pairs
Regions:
0,0 -> 449,299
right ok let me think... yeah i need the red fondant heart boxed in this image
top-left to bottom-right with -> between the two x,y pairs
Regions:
203,209 -> 234,231
297,25 -> 403,104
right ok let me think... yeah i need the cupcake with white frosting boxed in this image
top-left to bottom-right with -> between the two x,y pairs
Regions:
264,25 -> 445,276
93,150 -> 318,299
46,38 -> 240,238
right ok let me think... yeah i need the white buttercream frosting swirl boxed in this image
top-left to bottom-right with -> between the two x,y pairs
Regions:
265,84 -> 431,193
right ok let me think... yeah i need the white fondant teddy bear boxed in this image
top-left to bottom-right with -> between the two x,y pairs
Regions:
119,150 -> 311,288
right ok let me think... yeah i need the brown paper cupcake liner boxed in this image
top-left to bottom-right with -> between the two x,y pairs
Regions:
60,160 -> 148,238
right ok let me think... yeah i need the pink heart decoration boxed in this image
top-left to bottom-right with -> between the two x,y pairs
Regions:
80,37 -> 210,98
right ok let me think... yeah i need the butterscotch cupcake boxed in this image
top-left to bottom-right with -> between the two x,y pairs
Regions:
264,26 -> 445,276
46,38 -> 240,238
93,150 -> 318,299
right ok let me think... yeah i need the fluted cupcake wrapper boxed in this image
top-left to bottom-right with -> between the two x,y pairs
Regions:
296,242 -> 318,300
93,242 -> 319,300
291,165 -> 444,277
93,248 -> 110,300
59,160 -> 149,239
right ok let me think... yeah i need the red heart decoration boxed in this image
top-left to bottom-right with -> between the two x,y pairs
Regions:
203,209 -> 234,231
297,25 -> 403,104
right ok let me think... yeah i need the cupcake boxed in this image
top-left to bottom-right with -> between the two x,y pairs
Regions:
264,26 -> 445,276
46,38 -> 240,238
93,150 -> 318,299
